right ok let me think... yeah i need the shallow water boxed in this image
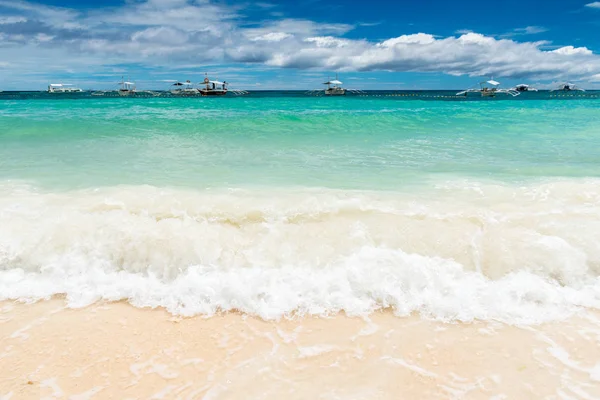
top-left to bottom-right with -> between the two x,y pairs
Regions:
1,97 -> 600,323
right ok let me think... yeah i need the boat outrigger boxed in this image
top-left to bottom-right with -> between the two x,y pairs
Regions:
457,79 -> 519,97
552,82 -> 585,92
48,83 -> 83,93
512,84 -> 538,92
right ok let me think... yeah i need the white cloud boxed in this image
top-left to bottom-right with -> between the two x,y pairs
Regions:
131,27 -> 189,45
250,32 -> 292,42
551,46 -> 593,56
514,26 -> 548,35
0,0 -> 599,86
378,33 -> 436,47
244,19 -> 354,38
584,2 -> 600,8
304,36 -> 351,48
0,0 -> 78,27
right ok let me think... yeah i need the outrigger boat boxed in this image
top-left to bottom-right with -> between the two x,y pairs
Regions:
91,77 -> 159,97
199,74 -> 227,96
324,74 -> 346,96
512,84 -> 538,92
306,74 -> 364,96
118,77 -> 136,96
170,80 -> 198,96
197,74 -> 248,96
552,82 -> 585,92
48,83 -> 83,93
456,79 -> 519,97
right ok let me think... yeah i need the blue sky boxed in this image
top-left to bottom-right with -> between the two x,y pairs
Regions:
1,0 -> 600,90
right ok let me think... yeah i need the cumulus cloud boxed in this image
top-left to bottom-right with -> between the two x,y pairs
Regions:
551,46 -> 593,56
0,0 -> 599,85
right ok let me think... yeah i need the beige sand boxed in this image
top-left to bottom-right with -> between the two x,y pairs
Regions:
1,300 -> 599,400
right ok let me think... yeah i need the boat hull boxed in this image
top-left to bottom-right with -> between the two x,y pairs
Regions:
200,90 -> 227,96
325,88 -> 346,96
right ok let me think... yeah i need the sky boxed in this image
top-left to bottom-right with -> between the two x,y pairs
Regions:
1,0 -> 600,90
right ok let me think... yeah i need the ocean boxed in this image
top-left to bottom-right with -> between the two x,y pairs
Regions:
1,93 -> 600,323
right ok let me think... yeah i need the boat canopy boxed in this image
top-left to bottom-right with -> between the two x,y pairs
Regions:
123,81 -> 135,85
50,83 -> 74,87
516,84 -> 529,88
173,82 -> 193,86
324,79 -> 343,85
205,80 -> 225,85
486,80 -> 500,86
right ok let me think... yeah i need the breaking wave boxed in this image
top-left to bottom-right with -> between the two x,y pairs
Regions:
1,180 -> 600,323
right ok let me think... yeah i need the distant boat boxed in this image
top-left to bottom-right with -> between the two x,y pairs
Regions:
48,83 -> 83,93
199,74 -> 227,96
323,74 -> 346,96
552,82 -> 585,92
118,77 -> 136,96
457,79 -> 519,97
306,74 -> 364,96
170,80 -> 198,96
512,84 -> 538,92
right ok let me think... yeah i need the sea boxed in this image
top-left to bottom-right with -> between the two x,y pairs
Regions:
1,91 -> 600,324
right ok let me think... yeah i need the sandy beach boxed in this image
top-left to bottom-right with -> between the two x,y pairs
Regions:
1,300 -> 599,399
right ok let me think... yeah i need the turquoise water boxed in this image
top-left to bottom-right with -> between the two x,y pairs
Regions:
1,97 -> 600,321
1,97 -> 599,189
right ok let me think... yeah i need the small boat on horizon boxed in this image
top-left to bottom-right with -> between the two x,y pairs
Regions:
118,77 -> 136,96
199,74 -> 227,96
552,82 -> 585,92
457,79 -> 519,97
323,74 -> 346,96
48,83 -> 83,93
512,84 -> 538,92
306,74 -> 364,96
170,80 -> 198,96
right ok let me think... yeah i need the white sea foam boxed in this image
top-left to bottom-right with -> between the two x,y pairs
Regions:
1,181 -> 600,323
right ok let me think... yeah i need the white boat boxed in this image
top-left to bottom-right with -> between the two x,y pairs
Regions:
457,79 -> 519,97
170,80 -> 198,96
552,82 -> 585,92
306,74 -> 364,96
323,74 -> 346,96
48,83 -> 83,93
199,74 -> 227,96
512,84 -> 538,92
118,77 -> 136,96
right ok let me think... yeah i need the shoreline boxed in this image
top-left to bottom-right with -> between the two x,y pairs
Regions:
2,300 -> 599,399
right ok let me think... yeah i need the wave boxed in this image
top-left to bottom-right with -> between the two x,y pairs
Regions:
1,180 -> 600,323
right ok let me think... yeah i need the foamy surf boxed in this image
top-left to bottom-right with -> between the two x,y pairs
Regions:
1,180 -> 600,323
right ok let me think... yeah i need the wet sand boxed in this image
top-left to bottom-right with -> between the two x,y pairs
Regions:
1,300 -> 599,400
